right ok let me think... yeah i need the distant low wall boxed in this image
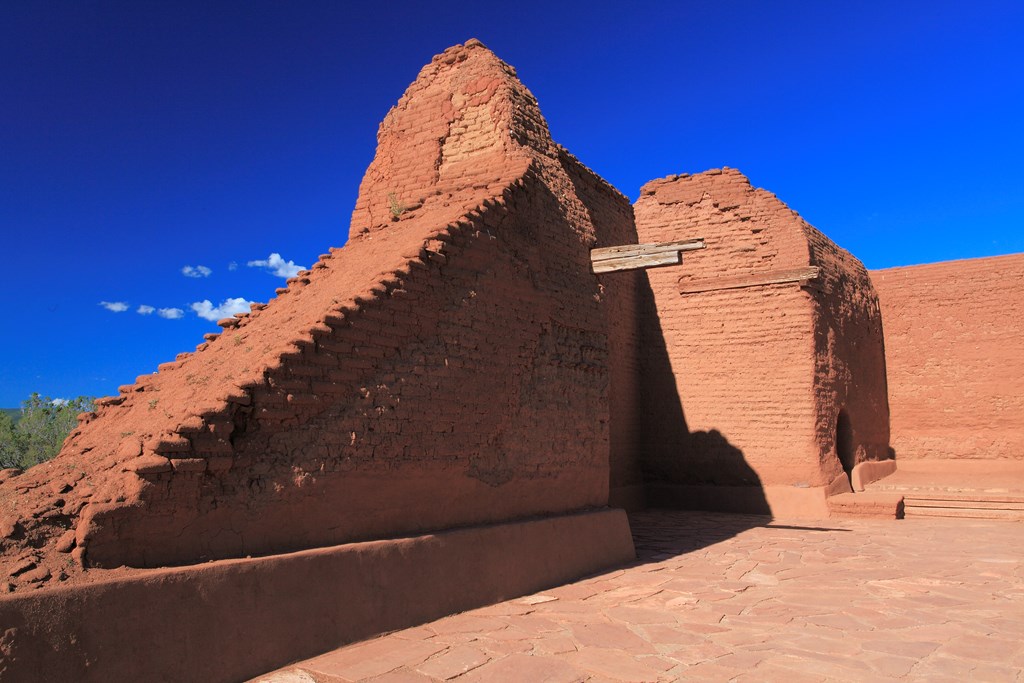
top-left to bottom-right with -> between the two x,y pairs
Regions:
872,253 -> 1024,460
0,509 -> 635,683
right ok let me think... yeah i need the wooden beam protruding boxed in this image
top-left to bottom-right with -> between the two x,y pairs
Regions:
678,266 -> 821,294
591,238 -> 705,274
592,252 -> 680,274
591,238 -> 706,263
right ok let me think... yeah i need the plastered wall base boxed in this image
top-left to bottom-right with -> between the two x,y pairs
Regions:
851,459 -> 898,491
0,509 -> 635,683
645,483 -> 832,519
609,484 -> 647,512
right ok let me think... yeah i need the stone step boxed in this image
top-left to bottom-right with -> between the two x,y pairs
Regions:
827,492 -> 904,519
862,461 -> 1024,521
904,497 -> 1024,510
863,460 -> 1024,498
867,484 -> 1024,502
903,506 -> 1024,521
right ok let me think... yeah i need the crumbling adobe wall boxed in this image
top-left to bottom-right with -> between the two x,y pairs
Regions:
634,168 -> 890,513
559,151 -> 647,509
872,253 -> 1024,460
805,228 -> 892,477
0,40 -> 638,590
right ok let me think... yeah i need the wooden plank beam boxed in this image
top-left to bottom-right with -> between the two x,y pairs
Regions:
592,252 -> 681,274
678,266 -> 821,294
591,238 -> 706,263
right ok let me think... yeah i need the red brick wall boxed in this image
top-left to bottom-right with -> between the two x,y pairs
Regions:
79,185 -> 622,568
872,253 -> 1024,460
634,169 -> 889,497
806,230 -> 892,477
558,150 -> 646,506
0,41 -> 637,582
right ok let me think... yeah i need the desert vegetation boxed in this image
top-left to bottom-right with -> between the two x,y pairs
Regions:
0,394 -> 94,470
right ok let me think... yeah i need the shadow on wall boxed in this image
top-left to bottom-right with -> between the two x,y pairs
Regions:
635,276 -> 772,517
836,409 -> 856,481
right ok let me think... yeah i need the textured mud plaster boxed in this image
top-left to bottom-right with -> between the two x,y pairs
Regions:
634,169 -> 890,514
0,40 -> 639,585
0,510 -> 634,683
872,253 -> 1024,461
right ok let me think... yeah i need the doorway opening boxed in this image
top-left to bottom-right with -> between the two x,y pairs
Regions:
836,409 -> 855,480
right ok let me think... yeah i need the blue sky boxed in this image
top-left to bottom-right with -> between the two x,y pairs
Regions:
2,0 -> 1022,406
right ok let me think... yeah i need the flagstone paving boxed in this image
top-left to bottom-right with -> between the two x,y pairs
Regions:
255,511 -> 1024,682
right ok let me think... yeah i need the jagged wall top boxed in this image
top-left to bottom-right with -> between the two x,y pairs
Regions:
0,38 -> 632,589
349,39 -> 562,238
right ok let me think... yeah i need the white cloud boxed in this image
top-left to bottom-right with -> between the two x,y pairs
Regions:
137,305 -> 155,315
247,253 -> 305,278
182,265 -> 212,278
50,398 -> 69,406
190,297 -> 252,322
158,307 -> 185,320
99,301 -> 129,313
228,261 -> 238,271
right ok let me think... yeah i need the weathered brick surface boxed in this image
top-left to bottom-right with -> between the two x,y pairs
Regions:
634,169 -> 890,498
565,156 -> 647,508
10,37 -> 998,594
0,40 -> 638,586
872,253 -> 1024,460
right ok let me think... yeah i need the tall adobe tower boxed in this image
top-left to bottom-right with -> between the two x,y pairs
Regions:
0,40 -> 639,585
635,168 -> 891,515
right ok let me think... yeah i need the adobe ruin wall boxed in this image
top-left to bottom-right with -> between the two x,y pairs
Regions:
11,37 -> 1018,674
0,40 -> 638,588
633,169 -> 891,515
564,153 -> 650,511
872,253 -> 1024,461
12,35 -> 1008,682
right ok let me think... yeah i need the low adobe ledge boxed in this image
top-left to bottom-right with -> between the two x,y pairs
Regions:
0,508 -> 634,683
644,483 -> 835,519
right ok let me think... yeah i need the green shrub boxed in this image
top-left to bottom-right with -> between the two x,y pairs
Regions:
0,394 -> 95,470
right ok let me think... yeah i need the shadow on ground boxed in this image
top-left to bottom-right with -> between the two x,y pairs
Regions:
625,510 -> 852,564
627,510 -> 770,562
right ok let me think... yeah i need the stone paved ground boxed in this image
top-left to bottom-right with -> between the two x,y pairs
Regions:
256,511 -> 1024,682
